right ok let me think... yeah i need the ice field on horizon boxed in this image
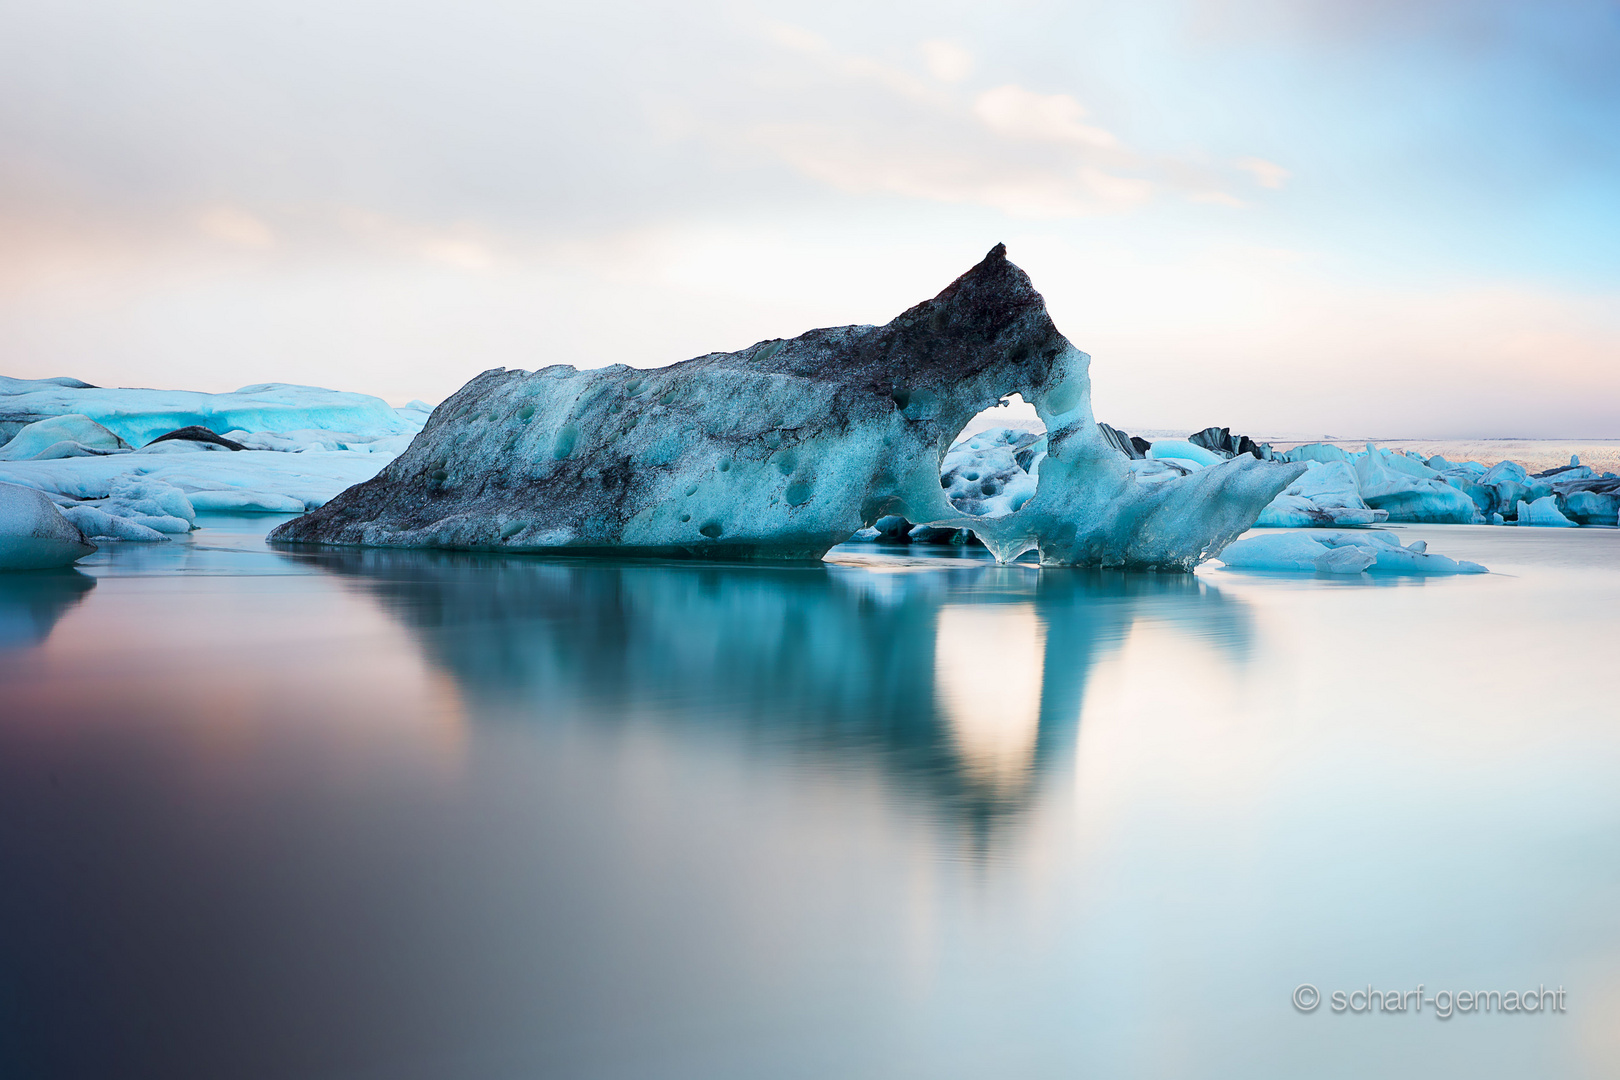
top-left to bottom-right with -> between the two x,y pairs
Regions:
0,376 -> 433,566
1,370 -> 1614,573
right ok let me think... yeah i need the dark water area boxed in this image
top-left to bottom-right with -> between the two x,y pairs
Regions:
1,517 -> 1617,1079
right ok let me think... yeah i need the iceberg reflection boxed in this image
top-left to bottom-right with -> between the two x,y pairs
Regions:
0,568 -> 96,651
285,547 -> 1255,837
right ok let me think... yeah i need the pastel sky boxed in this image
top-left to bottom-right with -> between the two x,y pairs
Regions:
2,0 -> 1617,437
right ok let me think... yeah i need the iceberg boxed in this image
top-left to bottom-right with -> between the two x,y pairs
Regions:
1097,422 -> 1148,459
145,426 -> 249,451
1255,460 -> 1388,527
1187,426 -> 1271,460
1145,439 -> 1224,469
57,503 -> 172,542
1263,443 -> 1617,527
0,377 -> 417,448
1217,531 -> 1370,573
0,376 -> 432,536
940,427 -> 1045,518
1466,460 -> 1544,518
221,428 -> 416,455
0,414 -> 131,461
1279,443 -> 1354,465
1516,495 -> 1577,527
0,450 -> 393,520
1353,444 -> 1481,523
1551,477 -> 1620,526
0,482 -> 98,570
271,245 -> 1306,569
1218,529 -> 1487,575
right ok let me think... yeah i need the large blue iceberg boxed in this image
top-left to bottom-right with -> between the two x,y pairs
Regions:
270,245 -> 1305,569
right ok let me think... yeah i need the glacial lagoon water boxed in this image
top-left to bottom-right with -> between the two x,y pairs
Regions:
2,516 -> 1618,1079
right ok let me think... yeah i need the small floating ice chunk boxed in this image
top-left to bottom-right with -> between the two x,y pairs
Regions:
1517,495 -> 1576,527
1217,532 -> 1355,573
1218,529 -> 1486,575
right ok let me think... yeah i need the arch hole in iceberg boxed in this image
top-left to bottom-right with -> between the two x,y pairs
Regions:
940,393 -> 1047,519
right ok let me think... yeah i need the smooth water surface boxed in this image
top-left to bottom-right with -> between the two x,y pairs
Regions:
2,518 -> 1618,1079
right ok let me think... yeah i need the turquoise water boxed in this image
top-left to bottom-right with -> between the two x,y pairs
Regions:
2,517 -> 1617,1079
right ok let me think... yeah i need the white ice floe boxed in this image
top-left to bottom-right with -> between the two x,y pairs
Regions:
0,481 -> 97,570
1217,529 -> 1487,575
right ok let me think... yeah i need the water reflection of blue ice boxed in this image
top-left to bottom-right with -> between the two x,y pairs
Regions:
276,542 -> 1254,838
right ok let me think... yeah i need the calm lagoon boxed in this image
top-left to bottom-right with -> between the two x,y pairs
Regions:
2,516 -> 1617,1079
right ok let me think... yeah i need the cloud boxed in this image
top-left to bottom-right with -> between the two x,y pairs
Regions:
0,0 -> 1608,434
733,30 -> 1155,217
197,207 -> 275,248
1235,156 -> 1291,189
763,21 -> 829,55
972,85 -> 1119,149
920,39 -> 974,83
1187,190 -> 1246,207
336,209 -> 498,271
1078,168 -> 1154,207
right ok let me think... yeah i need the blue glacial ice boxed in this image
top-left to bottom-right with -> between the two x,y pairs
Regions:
939,427 -> 1045,518
1516,495 -> 1577,527
1145,439 -> 1225,469
0,378 -> 430,537
0,377 -> 417,448
0,414 -> 132,461
1254,460 -> 1387,527
1238,441 -> 1618,527
1351,444 -> 1481,524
